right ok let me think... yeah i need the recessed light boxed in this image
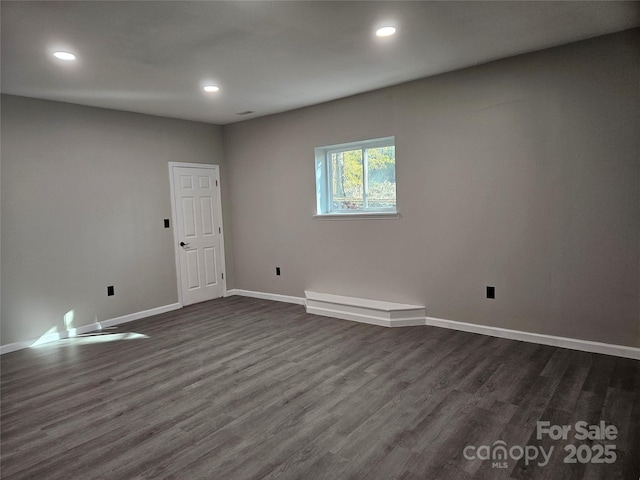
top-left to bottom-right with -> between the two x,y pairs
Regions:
53,51 -> 76,61
203,85 -> 220,93
376,26 -> 396,37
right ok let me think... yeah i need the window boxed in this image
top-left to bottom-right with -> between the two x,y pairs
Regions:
314,136 -> 396,216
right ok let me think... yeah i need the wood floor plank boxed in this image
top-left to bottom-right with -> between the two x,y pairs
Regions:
1,296 -> 638,479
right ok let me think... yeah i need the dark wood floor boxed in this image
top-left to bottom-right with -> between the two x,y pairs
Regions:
1,296 -> 638,480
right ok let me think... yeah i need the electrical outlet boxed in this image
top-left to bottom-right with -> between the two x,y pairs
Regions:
276,267 -> 281,276
486,286 -> 495,299
107,285 -> 115,296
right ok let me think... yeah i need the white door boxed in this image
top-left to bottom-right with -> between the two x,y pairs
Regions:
170,164 -> 225,306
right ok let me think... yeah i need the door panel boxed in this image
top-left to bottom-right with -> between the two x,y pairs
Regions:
181,197 -> 197,237
198,175 -> 210,189
181,175 -> 193,189
186,250 -> 201,289
200,197 -> 214,236
203,246 -> 217,286
172,165 -> 224,305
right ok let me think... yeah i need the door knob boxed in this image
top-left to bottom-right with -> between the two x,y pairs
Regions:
180,241 -> 190,247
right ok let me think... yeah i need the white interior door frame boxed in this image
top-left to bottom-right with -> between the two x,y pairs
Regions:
169,162 -> 227,307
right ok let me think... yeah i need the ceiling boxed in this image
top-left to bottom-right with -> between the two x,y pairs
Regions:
2,1 -> 639,125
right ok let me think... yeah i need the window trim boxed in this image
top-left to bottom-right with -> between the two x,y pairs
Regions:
312,212 -> 401,220
314,136 -> 396,217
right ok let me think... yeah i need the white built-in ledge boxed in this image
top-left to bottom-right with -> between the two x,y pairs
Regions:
304,290 -> 426,327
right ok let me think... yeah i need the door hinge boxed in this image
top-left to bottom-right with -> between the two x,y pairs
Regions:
219,227 -> 221,234
216,180 -> 218,187
222,273 -> 224,280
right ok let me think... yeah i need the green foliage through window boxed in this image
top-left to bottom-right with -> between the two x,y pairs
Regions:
315,136 -> 396,215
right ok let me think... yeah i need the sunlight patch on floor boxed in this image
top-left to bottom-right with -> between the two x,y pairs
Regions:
27,309 -> 150,349
56,332 -> 150,345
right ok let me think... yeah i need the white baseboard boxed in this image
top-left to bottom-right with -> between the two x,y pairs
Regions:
98,303 -> 181,329
0,303 -> 181,355
12,290 -> 630,359
225,288 -> 640,359
225,289 -> 306,306
425,316 -> 640,360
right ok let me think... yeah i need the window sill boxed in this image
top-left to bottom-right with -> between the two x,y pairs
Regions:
313,212 -> 401,220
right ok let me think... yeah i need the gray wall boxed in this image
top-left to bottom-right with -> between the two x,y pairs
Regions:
223,30 -> 640,347
2,30 -> 638,350
1,95 -> 226,345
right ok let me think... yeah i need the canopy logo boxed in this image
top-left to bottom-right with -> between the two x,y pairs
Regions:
463,420 -> 618,469
463,441 -> 552,468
